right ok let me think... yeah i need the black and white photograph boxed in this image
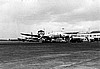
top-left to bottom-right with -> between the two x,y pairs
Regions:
0,0 -> 100,69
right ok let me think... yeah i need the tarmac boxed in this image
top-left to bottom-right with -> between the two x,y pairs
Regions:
0,41 -> 99,69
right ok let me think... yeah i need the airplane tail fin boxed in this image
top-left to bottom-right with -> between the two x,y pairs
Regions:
31,32 -> 33,35
31,32 -> 33,38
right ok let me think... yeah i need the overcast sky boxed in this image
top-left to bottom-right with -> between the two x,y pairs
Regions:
0,0 -> 100,38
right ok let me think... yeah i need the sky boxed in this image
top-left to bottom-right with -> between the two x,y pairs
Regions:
0,0 -> 100,38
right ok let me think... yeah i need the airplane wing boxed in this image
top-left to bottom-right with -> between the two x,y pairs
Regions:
64,32 -> 79,34
21,33 -> 39,37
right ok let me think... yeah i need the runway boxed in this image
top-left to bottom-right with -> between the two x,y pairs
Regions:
0,41 -> 100,69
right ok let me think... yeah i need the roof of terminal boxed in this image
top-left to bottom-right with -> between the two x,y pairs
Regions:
91,31 -> 100,33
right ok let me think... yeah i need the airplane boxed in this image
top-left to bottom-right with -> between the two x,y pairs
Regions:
19,30 -> 52,42
69,33 -> 93,42
19,30 -> 71,42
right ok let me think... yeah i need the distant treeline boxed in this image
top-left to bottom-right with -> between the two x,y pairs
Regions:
0,39 -> 18,41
